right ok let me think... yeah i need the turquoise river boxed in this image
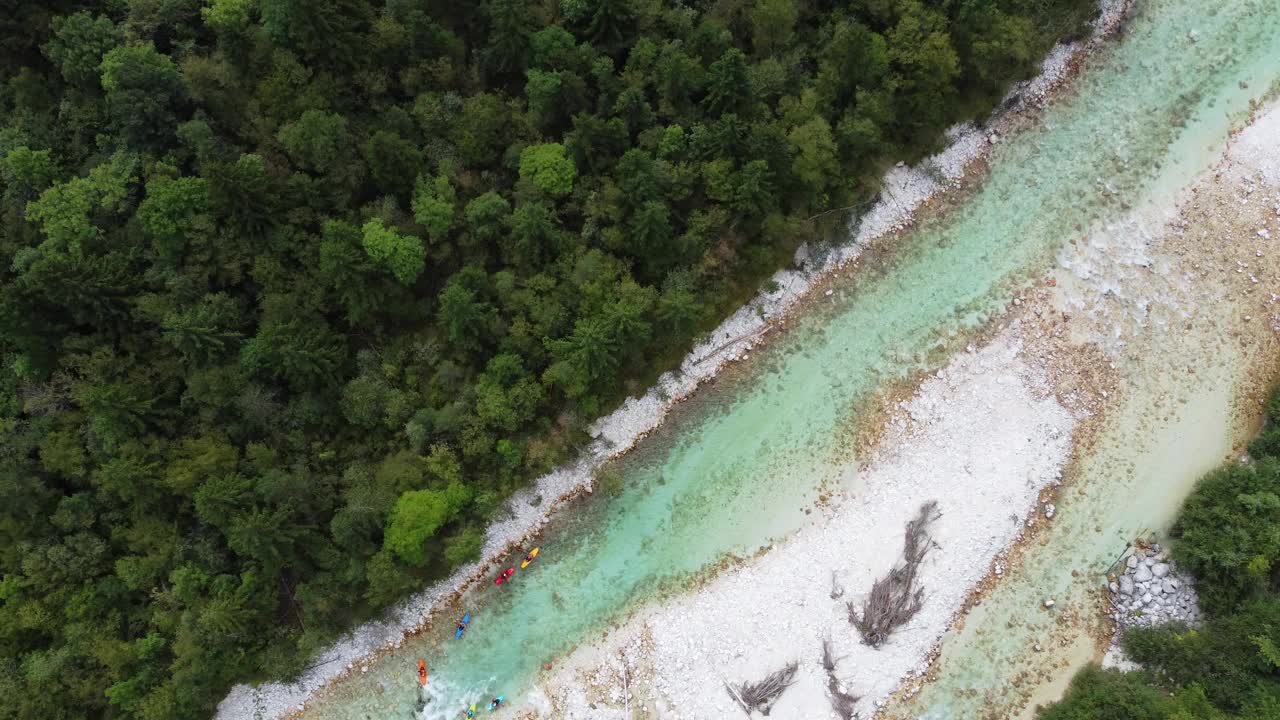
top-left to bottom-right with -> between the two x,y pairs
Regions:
295,1 -> 1280,718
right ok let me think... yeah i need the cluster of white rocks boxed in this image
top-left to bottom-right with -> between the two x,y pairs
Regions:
1108,544 -> 1201,628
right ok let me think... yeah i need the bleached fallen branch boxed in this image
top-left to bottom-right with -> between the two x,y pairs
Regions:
621,655 -> 630,716
691,327 -> 766,367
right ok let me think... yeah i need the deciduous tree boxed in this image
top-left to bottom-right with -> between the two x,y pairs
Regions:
361,219 -> 425,285
519,143 -> 577,198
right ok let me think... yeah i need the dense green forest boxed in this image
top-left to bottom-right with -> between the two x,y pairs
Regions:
1038,388 -> 1280,720
0,1 -> 1097,717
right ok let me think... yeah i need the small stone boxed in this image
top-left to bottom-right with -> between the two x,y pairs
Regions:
1120,576 -> 1135,595
1152,563 -> 1170,578
1134,565 -> 1153,582
1142,592 -> 1153,604
1044,598 -> 1056,609
1162,579 -> 1177,594
1144,557 -> 1155,567
1109,581 -> 1120,593
1126,556 -> 1139,570
825,289 -> 834,297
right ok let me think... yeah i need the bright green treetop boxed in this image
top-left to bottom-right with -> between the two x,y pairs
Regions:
361,219 -> 425,285
519,142 -> 577,198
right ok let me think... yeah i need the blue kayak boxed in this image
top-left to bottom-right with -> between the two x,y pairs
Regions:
454,612 -> 470,639
488,695 -> 505,711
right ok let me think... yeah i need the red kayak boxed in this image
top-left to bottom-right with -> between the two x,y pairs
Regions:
494,567 -> 515,585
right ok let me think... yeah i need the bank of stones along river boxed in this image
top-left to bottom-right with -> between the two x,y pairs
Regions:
216,1 -> 1280,719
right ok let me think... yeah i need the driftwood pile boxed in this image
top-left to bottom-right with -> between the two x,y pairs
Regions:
725,661 -> 798,716
848,501 -> 939,648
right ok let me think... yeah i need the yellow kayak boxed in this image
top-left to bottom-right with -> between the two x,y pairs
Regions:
520,547 -> 540,568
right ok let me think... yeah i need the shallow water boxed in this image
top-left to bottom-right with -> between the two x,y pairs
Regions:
300,2 -> 1280,718
884,1 -> 1280,713
893,346 -> 1246,720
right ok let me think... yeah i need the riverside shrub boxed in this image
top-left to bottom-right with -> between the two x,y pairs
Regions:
1035,665 -> 1177,720
1170,458 -> 1280,614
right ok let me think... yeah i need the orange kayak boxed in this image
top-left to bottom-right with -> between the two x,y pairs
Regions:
417,659 -> 427,686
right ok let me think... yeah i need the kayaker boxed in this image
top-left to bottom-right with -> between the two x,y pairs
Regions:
489,696 -> 504,710
521,547 -> 540,568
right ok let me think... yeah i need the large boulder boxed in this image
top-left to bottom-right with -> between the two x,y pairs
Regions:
1120,575 -> 1135,595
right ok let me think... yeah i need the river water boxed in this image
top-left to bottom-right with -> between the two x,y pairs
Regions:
296,2 -> 1280,718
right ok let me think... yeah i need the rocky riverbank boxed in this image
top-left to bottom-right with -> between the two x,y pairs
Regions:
1108,543 -> 1202,629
